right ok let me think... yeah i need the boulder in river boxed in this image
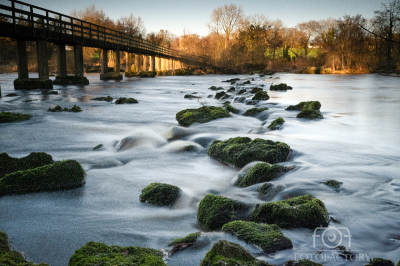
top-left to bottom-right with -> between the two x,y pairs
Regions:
69,241 -> 166,266
227,87 -> 235,92
297,109 -> 323,119
0,160 -> 86,196
250,195 -> 329,229
236,162 -> 291,187
267,117 -> 285,130
286,101 -> 321,111
0,152 -> 53,178
209,86 -> 224,91
324,180 -> 343,190
176,106 -> 229,127
184,94 -> 201,99
226,105 -> 239,114
139,183 -> 180,206
270,83 -> 292,90
243,107 -> 269,117
200,240 -> 272,266
0,111 -> 32,123
252,91 -> 269,100
91,96 -> 113,102
208,137 -> 291,168
115,97 -> 138,104
215,91 -> 226,99
168,232 -> 201,247
251,87 -> 263,93
222,221 -> 293,253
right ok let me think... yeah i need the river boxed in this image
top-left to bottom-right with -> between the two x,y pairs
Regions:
0,72 -> 399,266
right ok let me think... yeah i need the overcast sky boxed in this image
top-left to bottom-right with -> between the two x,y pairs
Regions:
25,0 -> 387,37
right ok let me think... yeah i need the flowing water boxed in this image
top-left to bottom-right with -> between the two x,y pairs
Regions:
0,72 -> 399,266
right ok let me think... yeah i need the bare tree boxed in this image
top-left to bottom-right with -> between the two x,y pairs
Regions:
116,14 -> 146,38
208,4 -> 244,48
296,20 -> 320,57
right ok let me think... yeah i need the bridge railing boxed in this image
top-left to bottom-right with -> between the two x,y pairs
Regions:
0,0 -> 208,64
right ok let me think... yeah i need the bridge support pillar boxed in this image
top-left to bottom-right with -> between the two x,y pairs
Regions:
156,57 -> 161,72
125,52 -> 135,77
74,44 -> 84,77
162,58 -> 167,71
57,44 -> 67,78
14,39 -> 52,90
135,53 -> 141,73
100,49 -> 122,80
143,55 -> 148,72
150,56 -> 155,72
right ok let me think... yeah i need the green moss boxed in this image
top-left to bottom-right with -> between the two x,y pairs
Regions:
251,87 -> 263,93
0,231 -> 49,266
259,183 -> 273,194
267,117 -> 285,130
284,259 -> 324,266
297,109 -> 323,120
286,101 -> 321,111
115,97 -> 139,104
250,195 -> 329,229
91,96 -> 113,102
215,91 -> 226,99
270,83 -> 293,90
236,163 -> 290,187
243,107 -> 269,117
252,91 -> 269,100
5,93 -> 18,97
0,112 -> 32,123
168,232 -> 201,246
184,94 -> 201,99
139,183 -> 180,206
69,105 -> 82,112
53,76 -> 89,85
41,90 -> 58,95
0,160 -> 86,196
200,240 -> 272,266
48,105 -> 82,112
209,86 -> 224,91
48,105 -> 63,112
226,105 -> 239,114
68,241 -> 166,266
0,152 -> 53,178
324,180 -> 342,189
197,194 -> 238,231
92,144 -> 103,151
222,221 -> 293,253
208,137 -> 291,168
176,106 -> 229,127
365,258 -> 395,266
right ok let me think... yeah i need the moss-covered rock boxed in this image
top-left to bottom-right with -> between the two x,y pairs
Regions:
226,105 -> 239,114
251,87 -> 263,93
0,152 -> 53,178
0,231 -> 49,266
286,101 -> 321,111
0,160 -> 85,196
209,86 -> 224,91
270,83 -> 292,90
184,94 -> 201,99
227,87 -> 235,92
252,91 -> 269,100
139,183 -> 180,206
215,91 -> 226,99
237,89 -> 246,95
115,97 -> 138,104
53,75 -> 89,85
259,183 -> 273,194
176,106 -> 229,127
208,137 -> 291,168
236,163 -> 290,187
48,105 -> 63,112
365,258 -> 395,266
243,107 -> 269,117
0,111 -> 32,123
284,259 -> 324,266
324,180 -> 342,190
91,96 -> 113,102
267,117 -> 285,130
243,80 -> 251,84
222,221 -> 292,253
47,105 -> 82,112
297,109 -> 323,120
197,194 -> 247,231
250,195 -> 329,229
168,232 -> 201,247
92,144 -> 103,151
69,241 -> 166,266
200,240 -> 272,266
139,71 -> 156,78
69,105 -> 82,112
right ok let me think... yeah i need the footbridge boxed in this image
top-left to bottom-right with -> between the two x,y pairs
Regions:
0,0 -> 207,89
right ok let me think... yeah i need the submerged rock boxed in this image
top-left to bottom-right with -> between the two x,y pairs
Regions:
184,94 -> 201,99
243,107 -> 269,117
222,221 -> 293,253
200,240 -> 272,266
226,105 -> 239,114
237,89 -> 246,95
168,232 -> 201,247
0,111 -> 32,123
227,87 -> 236,92
297,109 -> 323,119
324,180 -> 343,190
251,87 -> 263,93
0,160 -> 86,196
236,162 -> 290,187
176,106 -> 229,127
139,183 -> 180,206
286,101 -> 321,111
115,97 -> 138,104
208,137 -> 291,168
250,195 -> 329,229
163,126 -> 193,141
69,241 -> 166,266
0,231 -> 49,266
270,83 -> 292,90
267,117 -> 285,130
91,96 -> 113,102
41,90 -> 58,95
284,259 -> 324,266
197,194 -> 246,231
47,105 -> 82,112
215,91 -> 226,99
365,258 -> 395,266
92,144 -> 103,151
252,91 -> 269,100
209,86 -> 224,90
0,152 -> 53,178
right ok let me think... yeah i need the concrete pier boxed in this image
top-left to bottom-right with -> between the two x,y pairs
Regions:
143,55 -> 148,72
37,39 -> 49,80
135,53 -> 141,73
100,49 -> 122,80
57,44 -> 67,78
74,44 -> 84,77
150,56 -> 155,72
156,57 -> 161,72
125,52 -> 136,77
17,40 -> 28,80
